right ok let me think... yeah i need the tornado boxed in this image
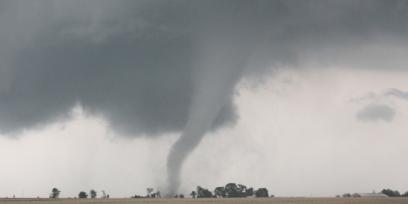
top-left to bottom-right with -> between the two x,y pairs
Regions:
165,48 -> 246,195
165,8 -> 261,193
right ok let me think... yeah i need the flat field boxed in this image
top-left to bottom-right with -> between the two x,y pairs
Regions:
1,198 -> 408,204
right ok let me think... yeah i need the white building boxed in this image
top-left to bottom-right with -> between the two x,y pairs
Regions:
359,193 -> 388,198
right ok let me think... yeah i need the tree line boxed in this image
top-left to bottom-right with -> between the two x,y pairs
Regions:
191,183 -> 271,198
131,183 -> 272,199
50,188 -> 109,199
380,189 -> 408,197
43,186 -> 408,199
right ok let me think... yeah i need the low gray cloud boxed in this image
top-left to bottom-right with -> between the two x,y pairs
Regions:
385,88 -> 408,100
356,104 -> 396,122
352,88 -> 408,123
350,88 -> 408,103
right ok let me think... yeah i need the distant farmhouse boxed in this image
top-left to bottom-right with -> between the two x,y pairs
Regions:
359,193 -> 388,198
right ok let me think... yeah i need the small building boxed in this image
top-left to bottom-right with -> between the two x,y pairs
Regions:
359,193 -> 388,198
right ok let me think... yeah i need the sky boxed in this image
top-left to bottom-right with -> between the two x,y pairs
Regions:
0,0 -> 408,198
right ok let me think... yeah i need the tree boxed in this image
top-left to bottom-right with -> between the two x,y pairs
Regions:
214,187 -> 226,198
381,189 -> 400,197
190,191 -> 197,198
237,184 -> 247,193
352,193 -> 361,198
224,183 -> 253,197
155,190 -> 161,198
255,188 -> 269,198
132,194 -> 144,198
90,189 -> 97,198
146,188 -> 154,198
78,191 -> 88,199
225,183 -> 242,197
342,193 -> 351,198
402,191 -> 408,197
246,188 -> 254,197
50,188 -> 61,199
196,186 -> 213,198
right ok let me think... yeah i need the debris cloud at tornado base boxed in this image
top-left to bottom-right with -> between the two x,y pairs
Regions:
0,0 -> 408,194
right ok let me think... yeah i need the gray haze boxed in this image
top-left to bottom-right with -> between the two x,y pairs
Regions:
1,0 -> 408,194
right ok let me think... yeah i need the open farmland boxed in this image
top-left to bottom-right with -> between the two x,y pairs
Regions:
1,198 -> 408,204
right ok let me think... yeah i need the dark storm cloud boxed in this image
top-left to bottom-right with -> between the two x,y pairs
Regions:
0,0 -> 407,135
356,104 -> 396,122
0,0 -> 238,135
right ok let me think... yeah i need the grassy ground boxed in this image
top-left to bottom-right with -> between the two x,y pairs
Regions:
1,198 -> 408,204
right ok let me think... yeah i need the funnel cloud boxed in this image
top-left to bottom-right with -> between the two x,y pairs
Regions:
1,0 -> 408,194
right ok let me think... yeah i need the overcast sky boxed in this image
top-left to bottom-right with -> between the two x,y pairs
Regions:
0,0 -> 408,198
